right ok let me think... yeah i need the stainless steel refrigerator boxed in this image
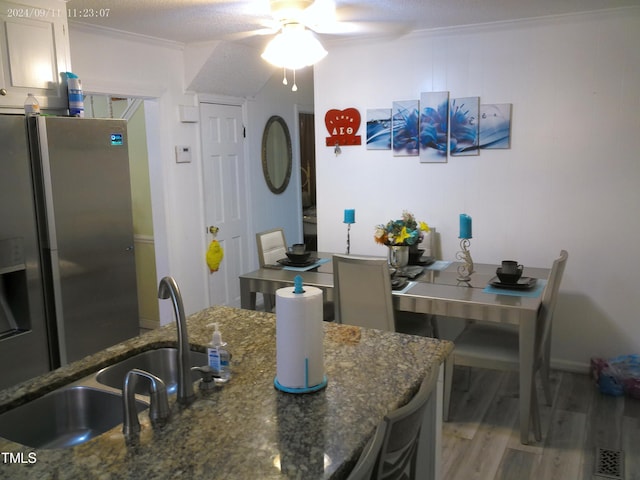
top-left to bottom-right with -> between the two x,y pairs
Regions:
0,114 -> 139,389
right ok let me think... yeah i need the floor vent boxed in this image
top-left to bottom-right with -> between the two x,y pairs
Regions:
594,447 -> 624,479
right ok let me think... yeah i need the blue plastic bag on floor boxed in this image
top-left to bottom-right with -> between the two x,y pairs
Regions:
591,354 -> 640,398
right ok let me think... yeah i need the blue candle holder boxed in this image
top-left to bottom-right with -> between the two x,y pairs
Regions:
343,209 -> 355,254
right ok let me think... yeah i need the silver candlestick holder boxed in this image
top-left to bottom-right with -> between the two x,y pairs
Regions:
345,223 -> 352,254
455,238 -> 475,283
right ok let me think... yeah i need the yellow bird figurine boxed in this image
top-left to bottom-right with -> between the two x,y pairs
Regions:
206,227 -> 224,273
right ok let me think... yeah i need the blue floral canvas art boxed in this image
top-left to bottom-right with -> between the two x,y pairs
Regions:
366,108 -> 392,150
392,100 -> 419,156
479,103 -> 512,149
450,97 -> 479,156
419,91 -> 449,163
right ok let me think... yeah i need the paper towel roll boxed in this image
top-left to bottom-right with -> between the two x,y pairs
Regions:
275,285 -> 325,391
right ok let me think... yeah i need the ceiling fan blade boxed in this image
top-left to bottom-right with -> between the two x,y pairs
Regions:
312,20 -> 408,37
224,26 -> 278,41
301,0 -> 336,24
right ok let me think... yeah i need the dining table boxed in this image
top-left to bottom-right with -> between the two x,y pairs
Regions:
239,253 -> 551,445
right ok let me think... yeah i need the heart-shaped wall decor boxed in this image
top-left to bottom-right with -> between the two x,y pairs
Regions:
324,108 -> 362,146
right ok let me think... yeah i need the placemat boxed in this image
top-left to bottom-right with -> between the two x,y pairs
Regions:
283,257 -> 330,272
424,260 -> 452,271
482,279 -> 547,298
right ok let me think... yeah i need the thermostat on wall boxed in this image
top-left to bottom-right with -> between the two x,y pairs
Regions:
175,145 -> 192,163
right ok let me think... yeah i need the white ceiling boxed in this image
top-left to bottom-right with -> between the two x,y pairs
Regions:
66,0 -> 640,46
65,0 -> 640,97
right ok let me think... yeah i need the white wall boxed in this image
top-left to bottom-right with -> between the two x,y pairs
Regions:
247,67 -> 314,253
314,8 -> 640,370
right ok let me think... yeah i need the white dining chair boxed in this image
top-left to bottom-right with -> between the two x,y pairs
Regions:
332,255 -> 434,336
333,255 -> 395,330
256,228 -> 287,311
348,364 -> 439,480
256,228 -> 287,267
257,228 -> 334,320
443,250 -> 568,442
346,421 -> 387,480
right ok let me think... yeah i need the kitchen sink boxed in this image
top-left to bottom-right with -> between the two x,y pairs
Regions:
96,347 -> 208,395
0,386 -> 148,449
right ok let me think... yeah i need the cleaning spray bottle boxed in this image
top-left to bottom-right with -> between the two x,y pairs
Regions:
65,72 -> 84,117
207,323 -> 230,383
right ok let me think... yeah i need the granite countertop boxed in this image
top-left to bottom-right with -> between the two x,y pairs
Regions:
0,306 -> 452,479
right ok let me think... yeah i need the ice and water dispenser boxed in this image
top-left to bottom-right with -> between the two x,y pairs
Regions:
0,237 -> 31,340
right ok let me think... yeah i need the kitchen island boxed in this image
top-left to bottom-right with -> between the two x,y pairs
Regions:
0,306 -> 452,479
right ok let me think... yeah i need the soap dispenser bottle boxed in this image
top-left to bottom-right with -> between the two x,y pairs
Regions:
207,323 -> 230,383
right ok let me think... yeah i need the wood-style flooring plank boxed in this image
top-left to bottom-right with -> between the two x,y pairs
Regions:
445,368 -> 506,440
580,389 -> 625,479
554,369 -> 594,413
445,387 -> 519,480
440,430 -> 472,479
494,448 -> 540,480
441,369 -> 639,480
622,415 -> 640,480
534,408 -> 586,480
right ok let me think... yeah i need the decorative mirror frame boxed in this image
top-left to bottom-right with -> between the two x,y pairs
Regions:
261,115 -> 292,194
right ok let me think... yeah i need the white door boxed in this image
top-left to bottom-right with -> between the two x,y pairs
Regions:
200,102 -> 248,306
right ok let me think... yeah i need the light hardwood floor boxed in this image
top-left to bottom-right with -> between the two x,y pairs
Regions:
441,368 -> 640,480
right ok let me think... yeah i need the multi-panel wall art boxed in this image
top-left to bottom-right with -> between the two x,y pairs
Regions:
366,109 -> 392,150
479,103 -> 512,149
391,100 -> 420,156
357,94 -> 512,160
419,91 -> 450,163
450,97 -> 480,157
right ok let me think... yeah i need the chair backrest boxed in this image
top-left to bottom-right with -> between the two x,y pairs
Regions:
376,366 -> 440,480
346,421 -> 387,480
332,255 -> 395,331
256,228 -> 287,266
536,250 -> 568,356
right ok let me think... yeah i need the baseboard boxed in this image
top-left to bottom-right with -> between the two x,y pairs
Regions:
550,359 -> 591,374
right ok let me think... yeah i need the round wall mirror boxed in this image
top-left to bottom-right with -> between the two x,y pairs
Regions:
262,115 -> 292,194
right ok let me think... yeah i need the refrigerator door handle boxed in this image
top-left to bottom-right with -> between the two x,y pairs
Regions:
49,250 -> 68,366
35,117 -> 59,251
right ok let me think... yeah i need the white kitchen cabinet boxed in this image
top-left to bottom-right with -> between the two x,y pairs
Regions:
0,0 -> 70,111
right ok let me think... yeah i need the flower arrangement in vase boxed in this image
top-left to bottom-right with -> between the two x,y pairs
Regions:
374,211 -> 429,267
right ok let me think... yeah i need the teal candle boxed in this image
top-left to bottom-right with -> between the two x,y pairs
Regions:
459,214 -> 472,239
344,209 -> 355,224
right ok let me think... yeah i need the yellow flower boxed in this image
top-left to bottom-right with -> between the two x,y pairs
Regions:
419,221 -> 430,232
396,226 -> 411,244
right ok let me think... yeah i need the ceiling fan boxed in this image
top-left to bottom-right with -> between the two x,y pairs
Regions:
260,2 -> 329,66
229,0 -> 401,90
254,1 -> 333,90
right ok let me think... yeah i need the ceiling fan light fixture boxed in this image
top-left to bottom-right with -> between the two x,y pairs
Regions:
261,23 -> 327,70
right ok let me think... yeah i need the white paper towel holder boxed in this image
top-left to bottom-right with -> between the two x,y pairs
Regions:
274,276 -> 328,394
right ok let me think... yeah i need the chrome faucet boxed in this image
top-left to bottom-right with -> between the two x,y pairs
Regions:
158,276 -> 195,405
122,368 -> 170,437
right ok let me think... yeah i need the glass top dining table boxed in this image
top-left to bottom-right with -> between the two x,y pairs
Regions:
238,253 -> 551,444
